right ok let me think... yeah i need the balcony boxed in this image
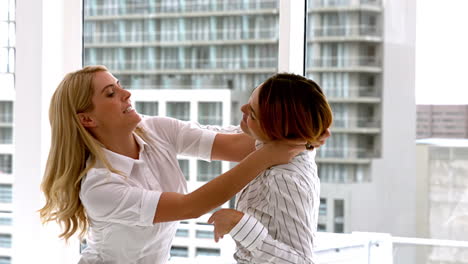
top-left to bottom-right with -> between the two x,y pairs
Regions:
84,28 -> 278,46
91,58 -> 277,74
308,56 -> 381,73
84,0 -> 278,17
309,25 -> 381,41
308,0 -> 382,12
324,87 -> 381,103
333,118 -> 380,129
317,147 -> 377,160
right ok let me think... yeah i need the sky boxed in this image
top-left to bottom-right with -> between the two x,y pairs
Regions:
415,0 -> 468,104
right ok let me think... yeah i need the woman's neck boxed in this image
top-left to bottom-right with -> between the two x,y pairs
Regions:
93,129 -> 140,159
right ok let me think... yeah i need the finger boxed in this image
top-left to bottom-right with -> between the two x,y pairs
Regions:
208,213 -> 216,224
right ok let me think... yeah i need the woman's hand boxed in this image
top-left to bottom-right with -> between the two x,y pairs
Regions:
208,209 -> 244,242
311,128 -> 331,148
257,140 -> 306,165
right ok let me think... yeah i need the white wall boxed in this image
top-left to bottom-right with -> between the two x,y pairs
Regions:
13,0 -> 82,263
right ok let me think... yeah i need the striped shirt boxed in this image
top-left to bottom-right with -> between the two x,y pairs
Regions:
229,148 -> 320,264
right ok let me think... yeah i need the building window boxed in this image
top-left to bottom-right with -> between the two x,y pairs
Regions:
318,224 -> 327,232
0,234 -> 11,248
0,101 -> 13,123
334,199 -> 344,233
0,127 -> 12,144
0,185 -> 11,203
195,230 -> 214,239
195,247 -> 220,257
178,159 -> 189,180
135,101 -> 158,116
166,102 -> 190,121
0,154 -> 12,174
197,160 -> 221,181
175,229 -> 189,237
198,102 -> 222,126
170,246 -> 188,258
0,217 -> 12,226
319,198 -> 327,216
0,256 -> 11,264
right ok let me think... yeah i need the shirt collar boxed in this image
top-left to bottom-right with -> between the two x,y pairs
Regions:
98,133 -> 149,177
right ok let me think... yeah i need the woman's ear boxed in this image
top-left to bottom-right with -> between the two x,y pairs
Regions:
77,113 -> 97,128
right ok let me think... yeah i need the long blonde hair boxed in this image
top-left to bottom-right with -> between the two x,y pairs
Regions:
39,65 -> 130,240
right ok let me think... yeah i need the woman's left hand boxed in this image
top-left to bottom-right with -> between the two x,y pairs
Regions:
208,209 -> 244,242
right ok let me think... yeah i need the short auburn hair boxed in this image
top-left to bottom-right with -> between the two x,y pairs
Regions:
256,73 -> 333,142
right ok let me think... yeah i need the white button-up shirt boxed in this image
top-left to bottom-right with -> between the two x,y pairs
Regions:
229,149 -> 320,264
79,116 -> 216,264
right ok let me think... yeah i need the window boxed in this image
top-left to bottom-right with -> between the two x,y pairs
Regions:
334,199 -> 344,233
170,246 -> 188,258
197,160 -> 221,182
175,229 -> 189,238
166,102 -> 190,121
0,185 -> 12,203
319,198 -> 327,216
0,234 -> 11,248
196,230 -> 214,239
198,102 -> 222,126
0,154 -> 12,174
195,247 -> 220,257
135,102 -> 158,116
0,217 -> 11,226
0,257 -> 10,264
177,159 -> 189,180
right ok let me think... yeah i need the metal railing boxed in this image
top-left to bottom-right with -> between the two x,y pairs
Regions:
84,28 -> 278,44
332,118 -> 380,129
85,0 -> 278,17
323,87 -> 380,98
317,147 -> 377,159
309,0 -> 381,8
316,232 -> 468,264
90,57 -> 277,71
311,25 -> 381,38
309,56 -> 381,68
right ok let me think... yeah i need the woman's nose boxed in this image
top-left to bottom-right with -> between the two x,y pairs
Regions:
122,88 -> 131,100
240,104 -> 248,113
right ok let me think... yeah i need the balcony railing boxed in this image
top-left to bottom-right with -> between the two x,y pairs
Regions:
90,58 -> 277,71
84,28 -> 278,44
85,0 -> 278,17
309,56 -> 381,68
323,87 -> 380,98
310,25 -> 381,38
126,85 -> 229,90
332,118 -> 380,129
317,147 -> 376,159
309,0 -> 381,8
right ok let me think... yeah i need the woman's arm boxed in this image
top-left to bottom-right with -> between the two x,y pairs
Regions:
209,128 -> 331,163
211,133 -> 255,162
208,172 -> 317,264
153,141 -> 304,223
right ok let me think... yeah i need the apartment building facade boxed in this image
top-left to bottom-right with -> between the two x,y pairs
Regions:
417,104 -> 468,139
416,139 -> 468,264
0,0 -> 15,263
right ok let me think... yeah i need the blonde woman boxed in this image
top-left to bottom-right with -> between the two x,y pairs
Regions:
208,73 -> 333,263
39,66 -> 329,264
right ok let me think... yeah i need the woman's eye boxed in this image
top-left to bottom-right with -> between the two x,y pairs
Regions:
107,91 -> 115,97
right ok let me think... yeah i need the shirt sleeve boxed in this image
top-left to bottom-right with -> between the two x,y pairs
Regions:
229,172 -> 316,264
143,117 -> 217,161
80,169 -> 161,226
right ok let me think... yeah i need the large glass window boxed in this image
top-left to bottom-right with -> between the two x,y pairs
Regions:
83,0 -> 280,261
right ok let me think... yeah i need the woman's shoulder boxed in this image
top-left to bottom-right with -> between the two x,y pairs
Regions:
81,168 -> 126,190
